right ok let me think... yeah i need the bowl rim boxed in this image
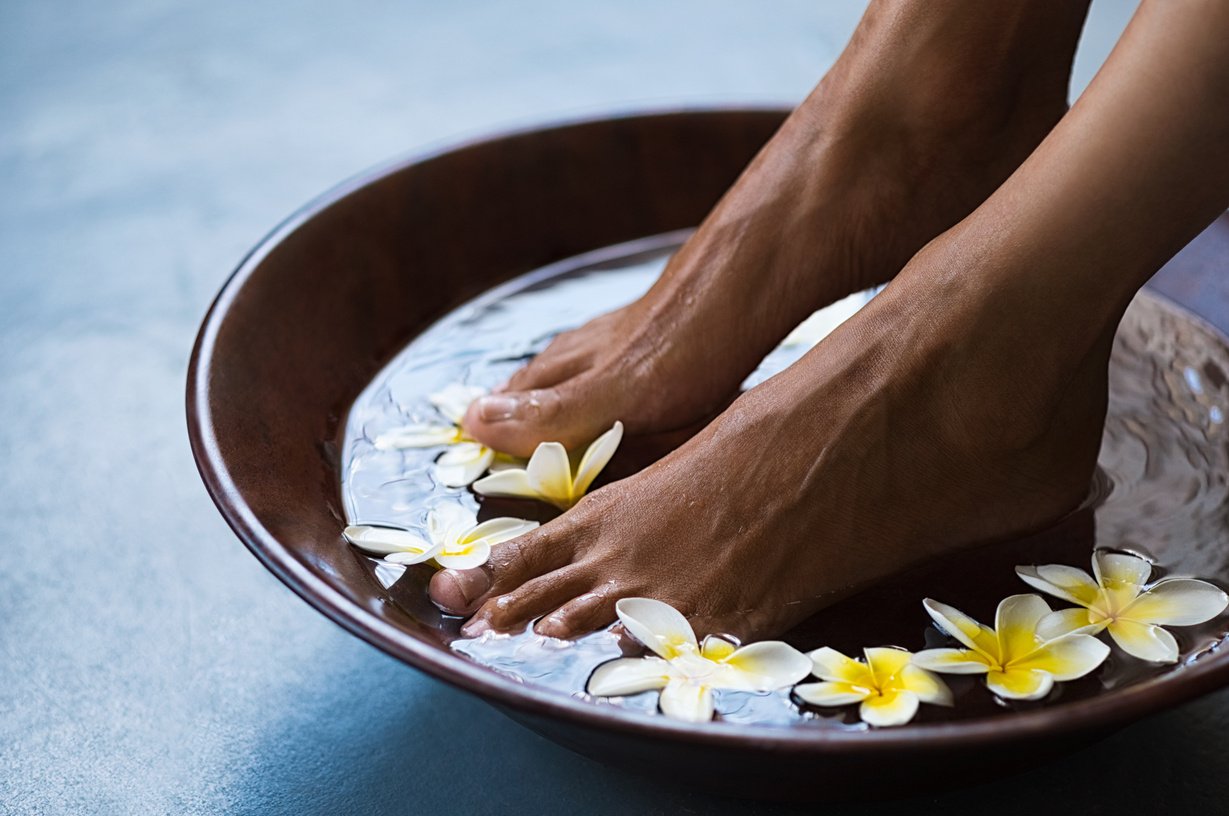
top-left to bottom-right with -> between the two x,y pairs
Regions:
187,106 -> 1229,754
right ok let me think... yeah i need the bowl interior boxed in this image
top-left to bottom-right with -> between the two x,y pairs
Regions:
188,110 -> 1229,790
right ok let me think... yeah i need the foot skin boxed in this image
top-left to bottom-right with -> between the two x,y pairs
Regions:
430,240 -> 1115,641
462,3 -> 1079,458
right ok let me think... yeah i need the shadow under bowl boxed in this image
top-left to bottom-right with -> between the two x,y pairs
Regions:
187,108 -> 1229,800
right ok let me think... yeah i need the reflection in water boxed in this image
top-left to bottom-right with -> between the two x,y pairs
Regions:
342,239 -> 1229,727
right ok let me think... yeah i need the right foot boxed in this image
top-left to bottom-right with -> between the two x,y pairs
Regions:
465,1 -> 1089,457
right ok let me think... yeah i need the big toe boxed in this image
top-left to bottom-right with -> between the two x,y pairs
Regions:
463,379 -> 618,457
428,568 -> 491,615
429,521 -> 576,617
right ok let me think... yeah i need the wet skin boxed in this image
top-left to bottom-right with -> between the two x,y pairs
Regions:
430,0 -> 1229,642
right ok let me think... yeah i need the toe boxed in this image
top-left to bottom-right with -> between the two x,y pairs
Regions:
464,567 -> 591,635
428,520 -> 575,615
534,582 -> 621,639
428,568 -> 491,615
501,348 -> 588,394
463,376 -> 620,457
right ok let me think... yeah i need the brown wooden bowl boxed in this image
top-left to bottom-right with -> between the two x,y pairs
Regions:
187,109 -> 1229,800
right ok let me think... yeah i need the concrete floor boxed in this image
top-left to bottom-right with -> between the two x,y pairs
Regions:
9,1 -> 1229,813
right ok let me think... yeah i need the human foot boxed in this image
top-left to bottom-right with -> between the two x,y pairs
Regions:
430,235 -> 1117,641
463,0 -> 1089,458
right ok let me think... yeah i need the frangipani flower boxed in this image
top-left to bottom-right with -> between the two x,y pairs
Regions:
913,595 -> 1109,700
374,384 -> 494,487
795,647 -> 951,727
344,503 -> 537,570
586,598 -> 811,722
474,421 -> 623,510
1017,552 -> 1228,663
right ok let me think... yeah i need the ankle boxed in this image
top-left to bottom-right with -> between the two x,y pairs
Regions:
889,229 -> 1119,434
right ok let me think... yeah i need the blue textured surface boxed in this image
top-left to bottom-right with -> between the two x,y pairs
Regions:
7,1 -> 1227,813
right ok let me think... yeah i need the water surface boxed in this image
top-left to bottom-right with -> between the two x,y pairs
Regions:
342,237 -> 1229,728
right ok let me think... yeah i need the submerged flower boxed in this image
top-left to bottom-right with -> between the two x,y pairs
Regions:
794,646 -> 951,727
473,421 -> 623,510
913,595 -> 1109,700
1017,551 -> 1228,663
586,598 -> 811,722
344,503 -> 536,570
374,384 -> 494,487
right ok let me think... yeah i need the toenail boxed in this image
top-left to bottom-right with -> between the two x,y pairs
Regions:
461,616 -> 491,638
477,395 -> 519,422
434,568 -> 490,611
536,612 -> 568,638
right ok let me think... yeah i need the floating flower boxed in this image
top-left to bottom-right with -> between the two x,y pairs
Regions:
474,421 -> 623,510
374,384 -> 494,487
794,646 -> 951,727
344,503 -> 537,570
1016,551 -> 1228,663
913,595 -> 1109,700
586,598 -> 810,722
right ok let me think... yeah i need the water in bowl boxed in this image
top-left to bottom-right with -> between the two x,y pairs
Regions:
341,235 -> 1229,728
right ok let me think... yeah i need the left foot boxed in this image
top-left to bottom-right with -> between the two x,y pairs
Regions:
429,236 -> 1117,641
458,0 -> 1088,459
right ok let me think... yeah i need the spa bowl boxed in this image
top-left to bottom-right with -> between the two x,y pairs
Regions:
187,109 -> 1229,799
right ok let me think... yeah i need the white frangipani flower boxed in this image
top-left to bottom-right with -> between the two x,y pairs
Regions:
374,384 -> 495,487
344,503 -> 536,570
795,646 -> 951,727
913,595 -> 1109,700
1017,551 -> 1229,663
586,598 -> 811,723
474,421 -> 623,510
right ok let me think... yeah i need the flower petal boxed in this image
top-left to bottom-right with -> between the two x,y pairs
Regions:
1015,564 -> 1101,607
1036,607 -> 1099,640
1093,551 -> 1153,593
374,424 -> 458,450
429,383 -> 485,425
658,680 -> 715,722
488,453 -> 526,472
434,538 -> 491,570
472,468 -> 538,500
897,665 -> 953,706
464,517 -> 538,548
434,443 -> 494,487
718,641 -> 812,691
986,668 -> 1054,701
995,594 -> 1052,663
864,647 -> 911,685
1107,619 -> 1180,663
807,647 -> 873,685
1014,633 -> 1110,680
911,648 -> 990,674
700,635 -> 737,662
571,421 -> 624,497
860,690 -> 920,727
616,597 -> 697,659
586,657 -> 672,696
343,525 -> 435,557
794,681 -> 870,707
922,599 -> 998,658
525,441 -> 575,507
426,503 -> 476,546
1123,579 -> 1229,626
384,542 -> 446,565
